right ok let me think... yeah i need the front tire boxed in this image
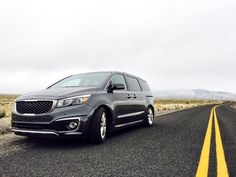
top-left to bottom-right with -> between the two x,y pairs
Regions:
89,107 -> 107,144
144,107 -> 154,126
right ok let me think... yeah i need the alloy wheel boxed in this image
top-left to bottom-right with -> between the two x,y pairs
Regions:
100,112 -> 107,140
147,108 -> 154,125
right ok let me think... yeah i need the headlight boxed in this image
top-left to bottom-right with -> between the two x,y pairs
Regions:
56,94 -> 91,108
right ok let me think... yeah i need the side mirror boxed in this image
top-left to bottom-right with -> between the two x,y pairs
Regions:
107,83 -> 125,92
112,83 -> 125,90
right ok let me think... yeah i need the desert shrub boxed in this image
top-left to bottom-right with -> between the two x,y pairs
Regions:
0,107 -> 6,118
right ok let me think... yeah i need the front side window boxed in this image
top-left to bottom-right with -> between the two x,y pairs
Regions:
111,74 -> 127,90
125,76 -> 141,91
50,73 -> 111,88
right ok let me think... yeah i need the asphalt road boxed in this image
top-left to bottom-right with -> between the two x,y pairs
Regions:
0,104 -> 235,177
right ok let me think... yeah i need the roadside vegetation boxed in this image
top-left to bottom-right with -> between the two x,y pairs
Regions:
0,94 -> 18,134
0,94 -> 223,135
154,99 -> 222,113
231,102 -> 236,109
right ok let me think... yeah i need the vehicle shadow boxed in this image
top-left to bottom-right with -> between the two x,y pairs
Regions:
9,123 -> 156,150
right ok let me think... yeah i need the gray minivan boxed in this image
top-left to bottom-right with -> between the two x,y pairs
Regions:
12,71 -> 155,144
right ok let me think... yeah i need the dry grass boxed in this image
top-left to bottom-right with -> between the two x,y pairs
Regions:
0,108 -> 6,118
0,94 -> 18,119
231,102 -> 236,109
0,94 -> 18,134
154,99 -> 222,112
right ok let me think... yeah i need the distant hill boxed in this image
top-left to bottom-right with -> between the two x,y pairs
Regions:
153,89 -> 236,101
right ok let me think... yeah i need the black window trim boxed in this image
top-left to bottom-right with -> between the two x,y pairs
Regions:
138,79 -> 150,92
124,75 -> 142,92
105,74 -> 128,91
137,79 -> 143,91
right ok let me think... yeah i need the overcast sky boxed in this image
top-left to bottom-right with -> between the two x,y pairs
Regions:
0,0 -> 235,94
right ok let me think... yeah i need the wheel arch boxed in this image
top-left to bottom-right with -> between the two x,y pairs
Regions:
147,104 -> 155,116
93,104 -> 114,131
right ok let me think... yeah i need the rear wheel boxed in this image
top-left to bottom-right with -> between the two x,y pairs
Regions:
144,107 -> 154,126
89,107 -> 107,144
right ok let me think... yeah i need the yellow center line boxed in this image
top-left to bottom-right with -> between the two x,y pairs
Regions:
214,108 -> 229,177
196,108 -> 214,177
195,106 -> 229,177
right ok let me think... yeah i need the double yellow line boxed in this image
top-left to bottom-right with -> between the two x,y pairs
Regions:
196,106 -> 229,177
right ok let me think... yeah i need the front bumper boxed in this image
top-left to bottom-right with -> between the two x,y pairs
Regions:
11,128 -> 82,137
11,104 -> 94,137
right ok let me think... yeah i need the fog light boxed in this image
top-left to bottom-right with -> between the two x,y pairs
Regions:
67,122 -> 78,129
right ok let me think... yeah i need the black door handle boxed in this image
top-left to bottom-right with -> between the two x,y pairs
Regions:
133,94 -> 137,99
127,94 -> 132,99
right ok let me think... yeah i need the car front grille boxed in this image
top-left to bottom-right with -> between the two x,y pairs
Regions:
12,114 -> 54,123
16,101 -> 54,114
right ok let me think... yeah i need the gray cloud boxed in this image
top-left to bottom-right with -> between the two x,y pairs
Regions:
0,0 -> 235,94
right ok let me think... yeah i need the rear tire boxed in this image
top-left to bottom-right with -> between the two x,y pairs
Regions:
89,107 -> 107,144
144,107 -> 154,126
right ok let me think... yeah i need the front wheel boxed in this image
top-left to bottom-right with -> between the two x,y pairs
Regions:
88,107 -> 107,144
144,107 -> 154,126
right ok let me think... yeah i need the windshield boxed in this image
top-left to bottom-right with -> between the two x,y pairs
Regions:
49,72 -> 111,88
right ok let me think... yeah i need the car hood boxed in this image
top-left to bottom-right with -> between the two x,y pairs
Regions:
17,87 -> 100,101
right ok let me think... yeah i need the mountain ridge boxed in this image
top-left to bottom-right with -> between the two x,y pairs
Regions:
153,89 -> 236,101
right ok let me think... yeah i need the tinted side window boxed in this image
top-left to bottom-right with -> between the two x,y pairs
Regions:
139,79 -> 151,91
125,76 -> 141,91
111,74 -> 127,90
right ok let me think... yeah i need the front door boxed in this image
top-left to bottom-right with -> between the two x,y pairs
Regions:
108,74 -> 134,126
